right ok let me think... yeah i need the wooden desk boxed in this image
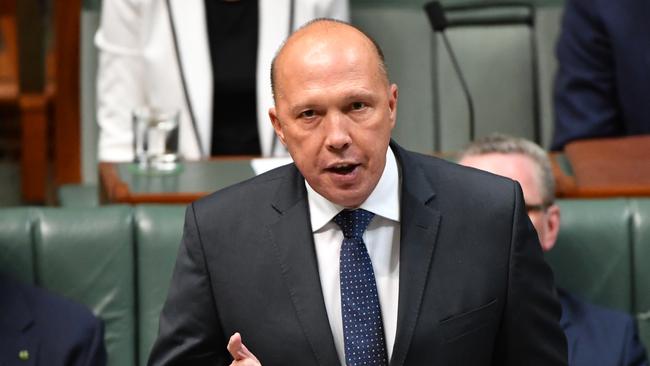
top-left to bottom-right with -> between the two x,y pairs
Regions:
99,159 -> 259,204
551,135 -> 650,198
101,137 -> 650,204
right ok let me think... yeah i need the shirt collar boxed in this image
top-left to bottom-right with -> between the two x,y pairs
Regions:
306,147 -> 401,232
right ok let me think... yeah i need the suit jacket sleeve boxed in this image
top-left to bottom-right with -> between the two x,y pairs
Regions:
76,317 -> 108,366
552,0 -> 621,150
147,204 -> 229,366
496,183 -> 568,365
622,316 -> 649,366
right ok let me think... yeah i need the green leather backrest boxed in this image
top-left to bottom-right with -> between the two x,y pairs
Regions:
436,4 -> 538,151
35,207 -> 136,366
631,200 -> 650,348
547,198 -> 650,352
548,199 -> 633,312
135,205 -> 186,366
0,208 -> 36,283
0,206 -> 137,366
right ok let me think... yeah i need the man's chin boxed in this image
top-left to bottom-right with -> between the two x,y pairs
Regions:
324,189 -> 368,209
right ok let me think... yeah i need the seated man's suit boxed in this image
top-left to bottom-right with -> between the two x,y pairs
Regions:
0,274 -> 107,366
559,289 -> 648,366
552,0 -> 650,150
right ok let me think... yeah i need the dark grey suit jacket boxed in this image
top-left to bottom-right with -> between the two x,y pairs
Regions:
148,143 -> 568,365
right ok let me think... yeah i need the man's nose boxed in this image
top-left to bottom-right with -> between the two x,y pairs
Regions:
324,112 -> 352,151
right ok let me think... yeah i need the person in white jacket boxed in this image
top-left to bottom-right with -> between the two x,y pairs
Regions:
96,0 -> 348,162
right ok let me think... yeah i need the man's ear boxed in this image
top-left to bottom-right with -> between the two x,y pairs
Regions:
541,204 -> 561,252
388,83 -> 398,129
269,107 -> 287,147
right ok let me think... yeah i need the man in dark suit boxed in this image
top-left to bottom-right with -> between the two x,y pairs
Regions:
148,19 -> 567,365
0,273 -> 107,366
552,0 -> 650,150
460,134 -> 648,366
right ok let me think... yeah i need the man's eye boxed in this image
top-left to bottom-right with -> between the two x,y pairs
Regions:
351,102 -> 366,110
300,110 -> 315,118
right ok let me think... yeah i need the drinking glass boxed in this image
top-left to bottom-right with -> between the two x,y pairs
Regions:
132,107 -> 180,172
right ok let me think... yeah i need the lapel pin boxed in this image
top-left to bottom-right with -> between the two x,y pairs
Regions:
18,350 -> 29,361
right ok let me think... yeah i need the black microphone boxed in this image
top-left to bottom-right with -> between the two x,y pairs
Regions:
424,1 -> 476,142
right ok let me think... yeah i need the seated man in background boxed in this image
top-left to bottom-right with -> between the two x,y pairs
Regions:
0,272 -> 107,366
459,134 -> 648,366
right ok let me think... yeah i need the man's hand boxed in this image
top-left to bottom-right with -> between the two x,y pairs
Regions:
228,333 -> 261,366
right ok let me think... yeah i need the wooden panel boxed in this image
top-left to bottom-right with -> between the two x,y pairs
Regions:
20,94 -> 47,202
16,0 -> 44,93
53,0 -> 81,185
0,0 -> 16,16
0,14 -> 18,104
566,135 -> 650,197
16,0 -> 48,202
551,136 -> 650,198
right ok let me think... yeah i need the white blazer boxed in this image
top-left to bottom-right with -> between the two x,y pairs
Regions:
95,0 -> 349,161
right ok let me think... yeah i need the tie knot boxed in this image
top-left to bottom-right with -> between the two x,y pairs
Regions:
333,209 -> 375,239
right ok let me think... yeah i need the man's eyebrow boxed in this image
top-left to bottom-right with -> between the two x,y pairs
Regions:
289,103 -> 319,115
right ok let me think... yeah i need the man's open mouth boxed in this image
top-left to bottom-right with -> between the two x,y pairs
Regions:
327,163 -> 359,175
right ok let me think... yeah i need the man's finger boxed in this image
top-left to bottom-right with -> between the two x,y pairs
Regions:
227,332 -> 259,362
227,332 -> 245,360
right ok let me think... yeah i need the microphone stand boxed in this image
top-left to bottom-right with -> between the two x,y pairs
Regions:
424,1 -> 476,142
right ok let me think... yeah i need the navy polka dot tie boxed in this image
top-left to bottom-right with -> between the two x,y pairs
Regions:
334,209 -> 388,366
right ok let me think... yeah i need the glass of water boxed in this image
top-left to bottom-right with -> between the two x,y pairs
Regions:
132,107 -> 180,172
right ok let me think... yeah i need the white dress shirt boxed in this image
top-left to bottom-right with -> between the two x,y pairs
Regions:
306,147 -> 401,365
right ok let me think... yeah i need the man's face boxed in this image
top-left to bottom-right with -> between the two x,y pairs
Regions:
270,24 -> 398,208
459,153 -> 560,252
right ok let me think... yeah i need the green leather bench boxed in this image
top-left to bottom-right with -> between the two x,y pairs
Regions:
1,199 -> 647,365
0,205 -> 184,366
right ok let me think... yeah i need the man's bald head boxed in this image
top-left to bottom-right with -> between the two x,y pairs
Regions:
270,18 -> 389,101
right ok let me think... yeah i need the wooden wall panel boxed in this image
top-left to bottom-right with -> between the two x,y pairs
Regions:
16,0 -> 47,202
54,0 -> 81,185
20,94 -> 47,202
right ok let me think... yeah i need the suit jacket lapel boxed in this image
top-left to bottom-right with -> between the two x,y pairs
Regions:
166,0 -> 213,156
0,279 -> 37,366
390,144 -> 441,366
267,166 -> 341,366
